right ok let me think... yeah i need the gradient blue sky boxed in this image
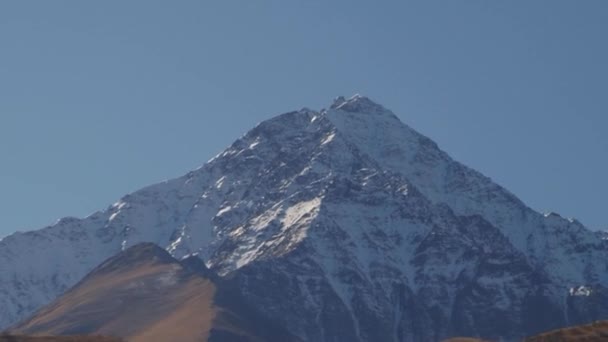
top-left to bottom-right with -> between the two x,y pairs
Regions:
1,1 -> 607,236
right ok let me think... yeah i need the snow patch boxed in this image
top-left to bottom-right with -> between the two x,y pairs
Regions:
108,212 -> 120,222
216,205 -> 233,217
249,138 -> 261,149
321,132 -> 335,145
215,176 -> 226,189
281,198 -> 322,228
570,285 -> 592,297
112,201 -> 127,210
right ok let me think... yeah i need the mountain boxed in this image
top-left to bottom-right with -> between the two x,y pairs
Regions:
11,243 -> 297,342
1,94 -> 608,341
524,321 -> 608,342
0,336 -> 121,342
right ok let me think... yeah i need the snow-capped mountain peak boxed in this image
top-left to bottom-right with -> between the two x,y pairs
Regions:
329,94 -> 390,115
1,95 -> 608,342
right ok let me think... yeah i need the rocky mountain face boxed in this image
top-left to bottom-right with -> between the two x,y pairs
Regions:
1,95 -> 607,341
12,243 -> 298,342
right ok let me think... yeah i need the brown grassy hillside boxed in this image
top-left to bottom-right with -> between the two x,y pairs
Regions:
443,321 -> 608,342
0,335 -> 121,342
11,243 -> 298,342
524,321 -> 608,342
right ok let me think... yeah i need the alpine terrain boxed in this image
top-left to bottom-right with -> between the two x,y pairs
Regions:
1,95 -> 607,341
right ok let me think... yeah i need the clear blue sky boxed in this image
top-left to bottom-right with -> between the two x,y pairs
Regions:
1,1 -> 606,236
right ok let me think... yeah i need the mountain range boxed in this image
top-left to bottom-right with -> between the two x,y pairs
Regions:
1,95 -> 607,341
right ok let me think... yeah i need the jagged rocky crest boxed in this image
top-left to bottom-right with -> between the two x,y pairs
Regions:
2,95 -> 608,341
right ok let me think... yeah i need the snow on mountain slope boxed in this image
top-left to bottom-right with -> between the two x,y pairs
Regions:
1,95 -> 608,341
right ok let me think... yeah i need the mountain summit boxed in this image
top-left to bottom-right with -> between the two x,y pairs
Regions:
2,95 -> 608,341
330,94 -> 389,114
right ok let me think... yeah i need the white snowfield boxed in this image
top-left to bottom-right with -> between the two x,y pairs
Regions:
1,95 -> 607,341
